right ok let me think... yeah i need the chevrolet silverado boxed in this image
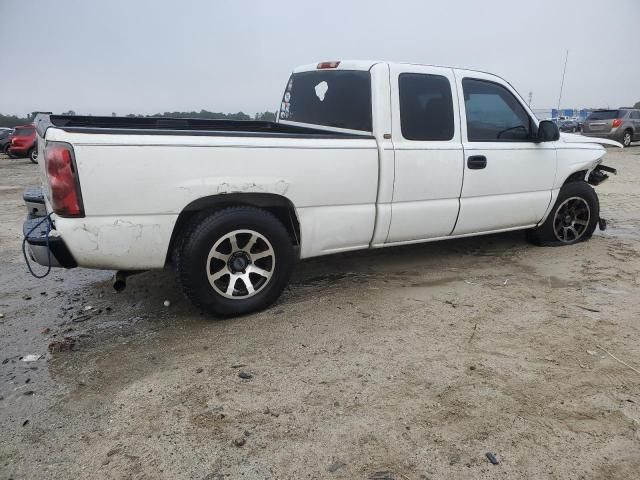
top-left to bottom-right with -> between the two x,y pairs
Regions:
24,60 -> 619,316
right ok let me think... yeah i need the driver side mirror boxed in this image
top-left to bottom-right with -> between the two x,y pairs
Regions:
536,120 -> 560,142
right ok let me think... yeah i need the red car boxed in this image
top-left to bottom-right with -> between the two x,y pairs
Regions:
9,125 -> 38,163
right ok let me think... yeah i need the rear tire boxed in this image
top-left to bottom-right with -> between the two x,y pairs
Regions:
175,206 -> 295,317
28,147 -> 38,163
527,181 -> 599,246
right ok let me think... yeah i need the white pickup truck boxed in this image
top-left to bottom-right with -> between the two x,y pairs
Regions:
25,60 -> 619,316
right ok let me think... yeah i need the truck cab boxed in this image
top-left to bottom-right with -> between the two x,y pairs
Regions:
280,61 -> 598,245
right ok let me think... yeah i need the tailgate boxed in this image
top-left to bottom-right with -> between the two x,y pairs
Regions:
583,120 -> 613,134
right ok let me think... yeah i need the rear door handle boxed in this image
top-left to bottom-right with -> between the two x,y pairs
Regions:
467,155 -> 487,169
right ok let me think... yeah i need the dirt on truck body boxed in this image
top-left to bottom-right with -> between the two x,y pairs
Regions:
1,147 -> 640,479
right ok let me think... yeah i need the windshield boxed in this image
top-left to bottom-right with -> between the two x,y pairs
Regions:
586,110 -> 624,120
279,70 -> 372,132
14,127 -> 34,136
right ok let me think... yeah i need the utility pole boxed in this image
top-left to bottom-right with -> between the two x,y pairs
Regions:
557,50 -> 569,113
528,91 -> 533,106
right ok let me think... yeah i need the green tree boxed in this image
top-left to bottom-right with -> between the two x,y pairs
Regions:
254,111 -> 276,122
634,101 -> 640,109
0,113 -> 32,128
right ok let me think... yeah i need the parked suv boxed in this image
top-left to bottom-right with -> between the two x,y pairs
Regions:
8,125 -> 38,162
558,119 -> 580,133
582,109 -> 640,147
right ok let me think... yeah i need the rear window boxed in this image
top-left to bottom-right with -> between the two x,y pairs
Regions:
279,70 -> 372,132
586,110 -> 625,120
14,127 -> 34,136
399,73 -> 454,141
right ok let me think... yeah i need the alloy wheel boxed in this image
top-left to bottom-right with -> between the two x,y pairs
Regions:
205,229 -> 275,299
553,197 -> 591,243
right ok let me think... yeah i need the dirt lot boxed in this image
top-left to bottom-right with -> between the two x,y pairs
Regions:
1,147 -> 640,480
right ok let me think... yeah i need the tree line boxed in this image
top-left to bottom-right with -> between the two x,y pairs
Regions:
0,110 -> 276,128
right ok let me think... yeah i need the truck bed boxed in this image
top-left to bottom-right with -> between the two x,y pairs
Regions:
34,114 -> 372,139
32,112 -> 380,267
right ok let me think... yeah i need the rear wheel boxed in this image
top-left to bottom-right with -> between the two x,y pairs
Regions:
175,206 -> 295,317
28,147 -> 38,163
527,181 -> 599,246
622,130 -> 632,148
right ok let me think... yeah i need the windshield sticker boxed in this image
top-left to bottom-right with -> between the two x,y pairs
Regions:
315,81 -> 328,102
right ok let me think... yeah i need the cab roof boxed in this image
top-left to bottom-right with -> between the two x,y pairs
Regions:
293,60 -> 381,72
292,60 -> 502,79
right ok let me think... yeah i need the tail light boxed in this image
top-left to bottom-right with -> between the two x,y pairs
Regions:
317,61 -> 340,69
612,119 -> 622,128
44,142 -> 84,217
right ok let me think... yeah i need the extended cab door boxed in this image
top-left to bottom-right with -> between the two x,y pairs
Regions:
452,70 -> 557,235
385,65 -> 464,243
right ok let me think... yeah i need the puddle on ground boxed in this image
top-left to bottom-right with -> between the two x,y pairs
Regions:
586,283 -> 628,295
406,276 -> 460,288
598,221 -> 640,240
543,276 -> 580,289
294,271 -> 375,287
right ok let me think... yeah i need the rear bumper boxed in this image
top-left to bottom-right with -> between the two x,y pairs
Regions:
9,146 -> 30,155
23,216 -> 77,269
22,186 -> 77,269
581,131 -> 619,140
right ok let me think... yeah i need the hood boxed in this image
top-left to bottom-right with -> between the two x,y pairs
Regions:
560,132 -> 623,149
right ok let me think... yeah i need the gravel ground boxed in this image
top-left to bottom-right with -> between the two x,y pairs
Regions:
1,146 -> 640,480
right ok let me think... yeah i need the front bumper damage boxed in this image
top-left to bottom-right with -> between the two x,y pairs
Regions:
588,164 -> 617,186
22,186 -> 76,269
588,164 -> 617,231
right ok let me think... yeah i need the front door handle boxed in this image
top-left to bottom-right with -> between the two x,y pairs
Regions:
467,155 -> 487,169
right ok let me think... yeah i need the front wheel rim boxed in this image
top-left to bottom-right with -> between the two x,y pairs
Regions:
31,150 -> 37,161
623,133 -> 631,146
206,229 -> 276,299
553,196 -> 591,243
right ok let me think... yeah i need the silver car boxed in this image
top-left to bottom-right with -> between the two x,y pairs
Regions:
582,109 -> 640,147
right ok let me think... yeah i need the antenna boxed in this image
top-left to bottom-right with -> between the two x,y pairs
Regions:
557,50 -> 569,113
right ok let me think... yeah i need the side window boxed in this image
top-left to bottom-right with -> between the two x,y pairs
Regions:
631,111 -> 640,119
399,73 -> 454,141
462,78 -> 532,141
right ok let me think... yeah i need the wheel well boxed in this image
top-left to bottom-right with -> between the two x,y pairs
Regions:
166,193 -> 301,265
563,170 -> 588,185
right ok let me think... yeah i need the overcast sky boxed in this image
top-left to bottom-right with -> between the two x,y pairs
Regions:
1,0 -> 638,116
